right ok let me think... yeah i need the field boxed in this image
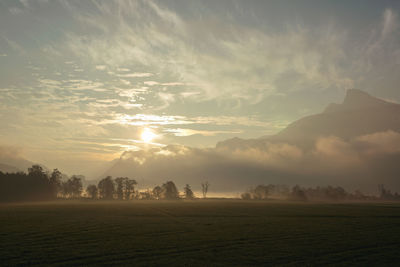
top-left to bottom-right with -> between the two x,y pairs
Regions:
1,200 -> 400,266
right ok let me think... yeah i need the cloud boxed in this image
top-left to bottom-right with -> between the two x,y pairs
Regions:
58,0 -> 353,105
143,81 -> 185,86
38,79 -> 62,86
3,37 -> 26,54
95,65 -> 107,70
143,81 -> 159,86
55,3 -> 399,112
156,92 -> 175,109
89,99 -> 142,109
116,72 -> 154,78
161,82 -> 185,86
101,113 -> 191,126
164,128 -> 242,137
0,145 -> 24,160
312,136 -> 362,167
9,7 -> 24,15
355,130 -> 400,155
103,131 -> 400,192
382,9 -> 398,40
191,116 -> 282,128
0,145 -> 33,171
117,67 -> 130,72
119,79 -> 131,85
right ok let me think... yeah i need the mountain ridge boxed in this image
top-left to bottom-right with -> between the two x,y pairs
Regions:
217,89 -> 400,149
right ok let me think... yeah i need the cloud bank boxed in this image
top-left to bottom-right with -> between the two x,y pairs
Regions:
104,131 -> 400,193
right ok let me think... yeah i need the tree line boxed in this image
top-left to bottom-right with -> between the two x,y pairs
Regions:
241,184 -> 400,201
0,165 -> 209,202
86,176 -> 197,200
1,164 -> 399,202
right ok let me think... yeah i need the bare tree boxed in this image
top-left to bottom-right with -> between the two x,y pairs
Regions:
201,181 -> 210,198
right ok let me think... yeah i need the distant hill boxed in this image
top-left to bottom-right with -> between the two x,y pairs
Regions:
276,89 -> 400,141
217,89 -> 400,149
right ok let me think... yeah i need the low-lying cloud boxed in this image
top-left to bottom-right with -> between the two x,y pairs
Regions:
104,131 -> 400,194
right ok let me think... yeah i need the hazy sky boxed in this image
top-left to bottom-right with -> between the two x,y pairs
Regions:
1,0 -> 400,175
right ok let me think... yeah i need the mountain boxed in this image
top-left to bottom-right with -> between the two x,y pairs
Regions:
277,89 -> 400,142
217,89 -> 400,149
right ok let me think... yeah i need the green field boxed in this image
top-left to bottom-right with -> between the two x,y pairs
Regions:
1,200 -> 400,266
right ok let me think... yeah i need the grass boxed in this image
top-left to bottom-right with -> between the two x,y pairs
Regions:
1,200 -> 400,266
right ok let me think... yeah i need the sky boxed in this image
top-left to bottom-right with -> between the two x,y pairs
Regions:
1,0 -> 400,177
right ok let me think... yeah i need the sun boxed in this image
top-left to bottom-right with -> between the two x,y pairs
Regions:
141,128 -> 157,143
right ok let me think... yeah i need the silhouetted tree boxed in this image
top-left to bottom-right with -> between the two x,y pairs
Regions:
161,181 -> 179,200
377,184 -> 400,200
241,192 -> 252,200
152,186 -> 162,200
61,175 -> 83,198
289,185 -> 307,201
27,164 -> 52,200
115,177 -> 127,200
61,181 -> 69,198
242,184 -> 359,201
184,184 -> 194,199
253,185 -> 269,200
98,176 -> 115,200
0,165 -> 59,201
28,165 -> 46,177
69,175 -> 83,198
114,177 -> 137,200
86,184 -> 98,199
139,190 -> 152,200
125,179 -> 137,200
201,181 -> 210,198
49,169 -> 62,198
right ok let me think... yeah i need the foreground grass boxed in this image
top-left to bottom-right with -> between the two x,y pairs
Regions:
1,200 -> 400,266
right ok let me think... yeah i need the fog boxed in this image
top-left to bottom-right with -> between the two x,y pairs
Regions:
103,130 -> 400,194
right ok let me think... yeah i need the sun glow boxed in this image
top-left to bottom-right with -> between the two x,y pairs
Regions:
141,128 -> 157,143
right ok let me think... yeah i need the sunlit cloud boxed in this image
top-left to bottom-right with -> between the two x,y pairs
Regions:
141,127 -> 158,143
116,72 -> 154,78
117,67 -> 130,72
95,65 -> 107,70
144,81 -> 186,86
164,128 -> 242,137
106,114 -> 191,126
